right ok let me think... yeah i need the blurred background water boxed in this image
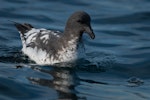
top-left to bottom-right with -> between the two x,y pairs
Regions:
0,0 -> 150,100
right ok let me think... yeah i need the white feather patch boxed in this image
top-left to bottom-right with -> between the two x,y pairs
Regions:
21,28 -> 83,65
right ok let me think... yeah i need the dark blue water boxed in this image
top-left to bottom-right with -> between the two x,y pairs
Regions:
0,0 -> 150,100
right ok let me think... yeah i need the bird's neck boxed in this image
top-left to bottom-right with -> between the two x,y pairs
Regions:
64,27 -> 83,42
61,31 -> 82,52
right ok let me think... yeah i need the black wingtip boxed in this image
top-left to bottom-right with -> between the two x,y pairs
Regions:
9,20 -> 34,34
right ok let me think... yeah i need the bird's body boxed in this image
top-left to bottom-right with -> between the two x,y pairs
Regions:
13,11 -> 95,65
20,28 -> 79,65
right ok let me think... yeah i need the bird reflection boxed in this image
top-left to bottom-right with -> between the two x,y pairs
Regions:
28,66 -> 82,100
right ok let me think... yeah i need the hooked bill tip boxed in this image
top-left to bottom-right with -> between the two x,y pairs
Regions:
89,31 -> 95,39
84,27 -> 95,39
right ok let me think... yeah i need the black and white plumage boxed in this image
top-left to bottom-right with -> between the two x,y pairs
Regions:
13,11 -> 95,65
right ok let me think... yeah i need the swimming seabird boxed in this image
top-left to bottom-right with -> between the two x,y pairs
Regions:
13,11 -> 95,65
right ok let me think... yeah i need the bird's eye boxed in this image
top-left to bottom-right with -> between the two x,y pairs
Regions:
77,20 -> 84,24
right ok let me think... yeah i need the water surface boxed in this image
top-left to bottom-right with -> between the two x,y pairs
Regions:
0,0 -> 150,100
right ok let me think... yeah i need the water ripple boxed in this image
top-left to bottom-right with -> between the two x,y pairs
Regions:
94,11 -> 150,24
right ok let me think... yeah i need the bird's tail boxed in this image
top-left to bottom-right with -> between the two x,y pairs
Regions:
9,20 -> 34,35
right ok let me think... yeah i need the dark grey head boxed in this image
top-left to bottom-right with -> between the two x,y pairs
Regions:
64,11 -> 95,39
